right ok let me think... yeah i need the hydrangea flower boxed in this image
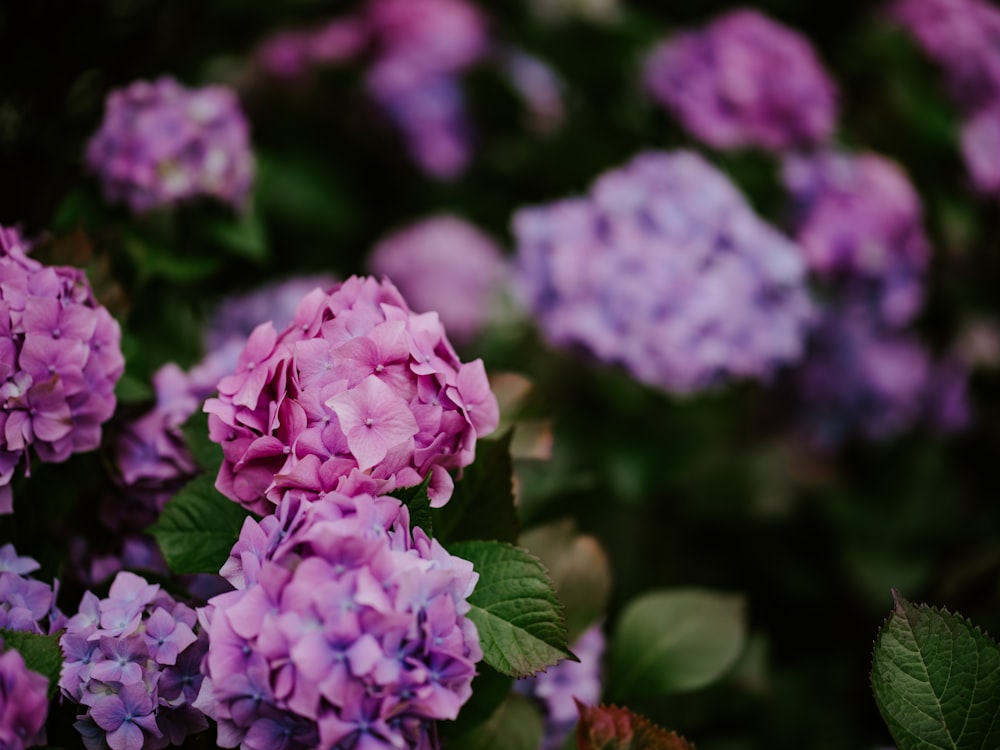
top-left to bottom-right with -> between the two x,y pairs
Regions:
204,275 -> 499,515
513,150 -> 815,394
86,77 -> 254,213
0,544 -> 64,636
0,638 -> 49,749
368,215 -> 509,343
782,150 -> 931,328
516,623 -> 605,750
197,490 -> 481,750
960,105 -> 1000,196
643,8 -> 837,151
255,18 -> 368,80
0,226 -> 124,513
59,570 -> 210,749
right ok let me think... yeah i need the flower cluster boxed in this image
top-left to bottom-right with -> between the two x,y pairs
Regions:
643,8 -> 837,151
0,226 -> 124,514
198,491 -> 482,750
204,275 -> 499,516
59,571 -> 209,750
86,77 -> 254,213
782,150 -> 931,328
368,215 -> 509,343
516,623 -> 605,750
513,150 -> 815,394
0,638 -> 49,749
0,544 -> 64,635
890,0 -> 1000,195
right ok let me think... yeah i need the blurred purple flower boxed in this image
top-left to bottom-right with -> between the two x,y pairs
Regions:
0,226 -> 123,513
368,215 -> 508,342
782,150 -> 931,327
500,49 -> 566,134
644,8 -> 837,151
960,105 -> 1000,195
255,19 -> 368,80
513,150 -> 815,394
0,545 -> 63,637
86,77 -> 254,213
0,640 -> 49,749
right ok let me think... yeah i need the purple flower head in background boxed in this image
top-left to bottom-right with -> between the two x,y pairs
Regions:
889,0 -> 1000,112
516,623 -> 605,750
782,150 -> 931,328
0,226 -> 124,513
792,302 -> 969,446
643,8 -> 837,151
368,215 -> 509,343
204,275 -> 499,515
0,545 -> 64,636
0,638 -> 49,749
86,77 -> 254,213
960,104 -> 1000,196
198,491 -> 482,750
255,18 -> 369,80
513,150 -> 815,394
59,570 -> 209,749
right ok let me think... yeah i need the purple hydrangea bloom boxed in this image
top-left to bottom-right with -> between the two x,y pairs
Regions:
0,226 -> 124,513
782,150 -> 931,328
86,77 -> 254,213
198,491 -> 481,750
889,0 -> 1000,112
0,548 -> 64,636
516,623 -> 604,750
59,570 -> 210,750
368,215 -> 508,343
513,150 -> 815,394
960,105 -> 1000,196
0,639 -> 49,749
255,18 -> 369,80
643,9 -> 837,151
499,49 -> 566,134
203,275 -> 499,515
793,303 -> 969,446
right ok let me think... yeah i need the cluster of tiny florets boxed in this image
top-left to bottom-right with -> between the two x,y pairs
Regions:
59,571 -> 209,750
643,8 -> 838,151
513,150 -> 815,394
0,226 -> 124,514
197,491 -> 481,750
86,77 -> 254,213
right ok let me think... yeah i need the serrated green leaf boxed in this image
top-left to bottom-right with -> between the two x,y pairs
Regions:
608,589 -> 746,701
390,474 -> 433,537
148,472 -> 248,574
871,591 -> 1000,750
445,692 -> 544,750
449,540 -> 574,678
576,703 -> 696,750
1,629 -> 63,698
431,431 -> 518,545
180,409 -> 223,475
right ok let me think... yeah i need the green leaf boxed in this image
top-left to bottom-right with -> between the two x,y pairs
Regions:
202,205 -> 268,263
437,664 -> 514,742
148,472 -> 249,574
123,230 -> 223,283
0,630 -> 63,698
576,703 -> 696,750
448,540 -> 574,678
180,409 -> 223,475
390,475 -> 433,537
431,431 -> 518,545
607,589 -> 746,701
445,692 -> 544,750
871,591 -> 1000,750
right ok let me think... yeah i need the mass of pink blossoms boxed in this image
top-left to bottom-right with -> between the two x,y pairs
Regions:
0,226 -> 124,514
204,275 -> 499,516
86,77 -> 254,213
198,491 -> 481,750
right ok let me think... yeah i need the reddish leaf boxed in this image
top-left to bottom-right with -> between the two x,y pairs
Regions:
576,703 -> 695,750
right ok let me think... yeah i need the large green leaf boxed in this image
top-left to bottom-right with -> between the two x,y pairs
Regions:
445,692 -> 544,750
0,630 -> 63,698
607,589 -> 746,701
871,591 -> 1000,750
390,474 -> 433,537
148,472 -> 249,575
180,409 -> 223,474
437,664 -> 515,744
432,431 -> 519,545
449,540 -> 574,678
576,703 -> 696,750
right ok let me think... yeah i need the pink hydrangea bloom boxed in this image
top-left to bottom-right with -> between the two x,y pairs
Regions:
513,151 -> 815,394
368,215 -> 508,342
59,571 -> 210,749
782,150 -> 931,327
0,226 -> 124,513
198,491 -> 481,750
204,275 -> 498,515
0,639 -> 49,749
86,77 -> 254,213
643,8 -> 837,151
